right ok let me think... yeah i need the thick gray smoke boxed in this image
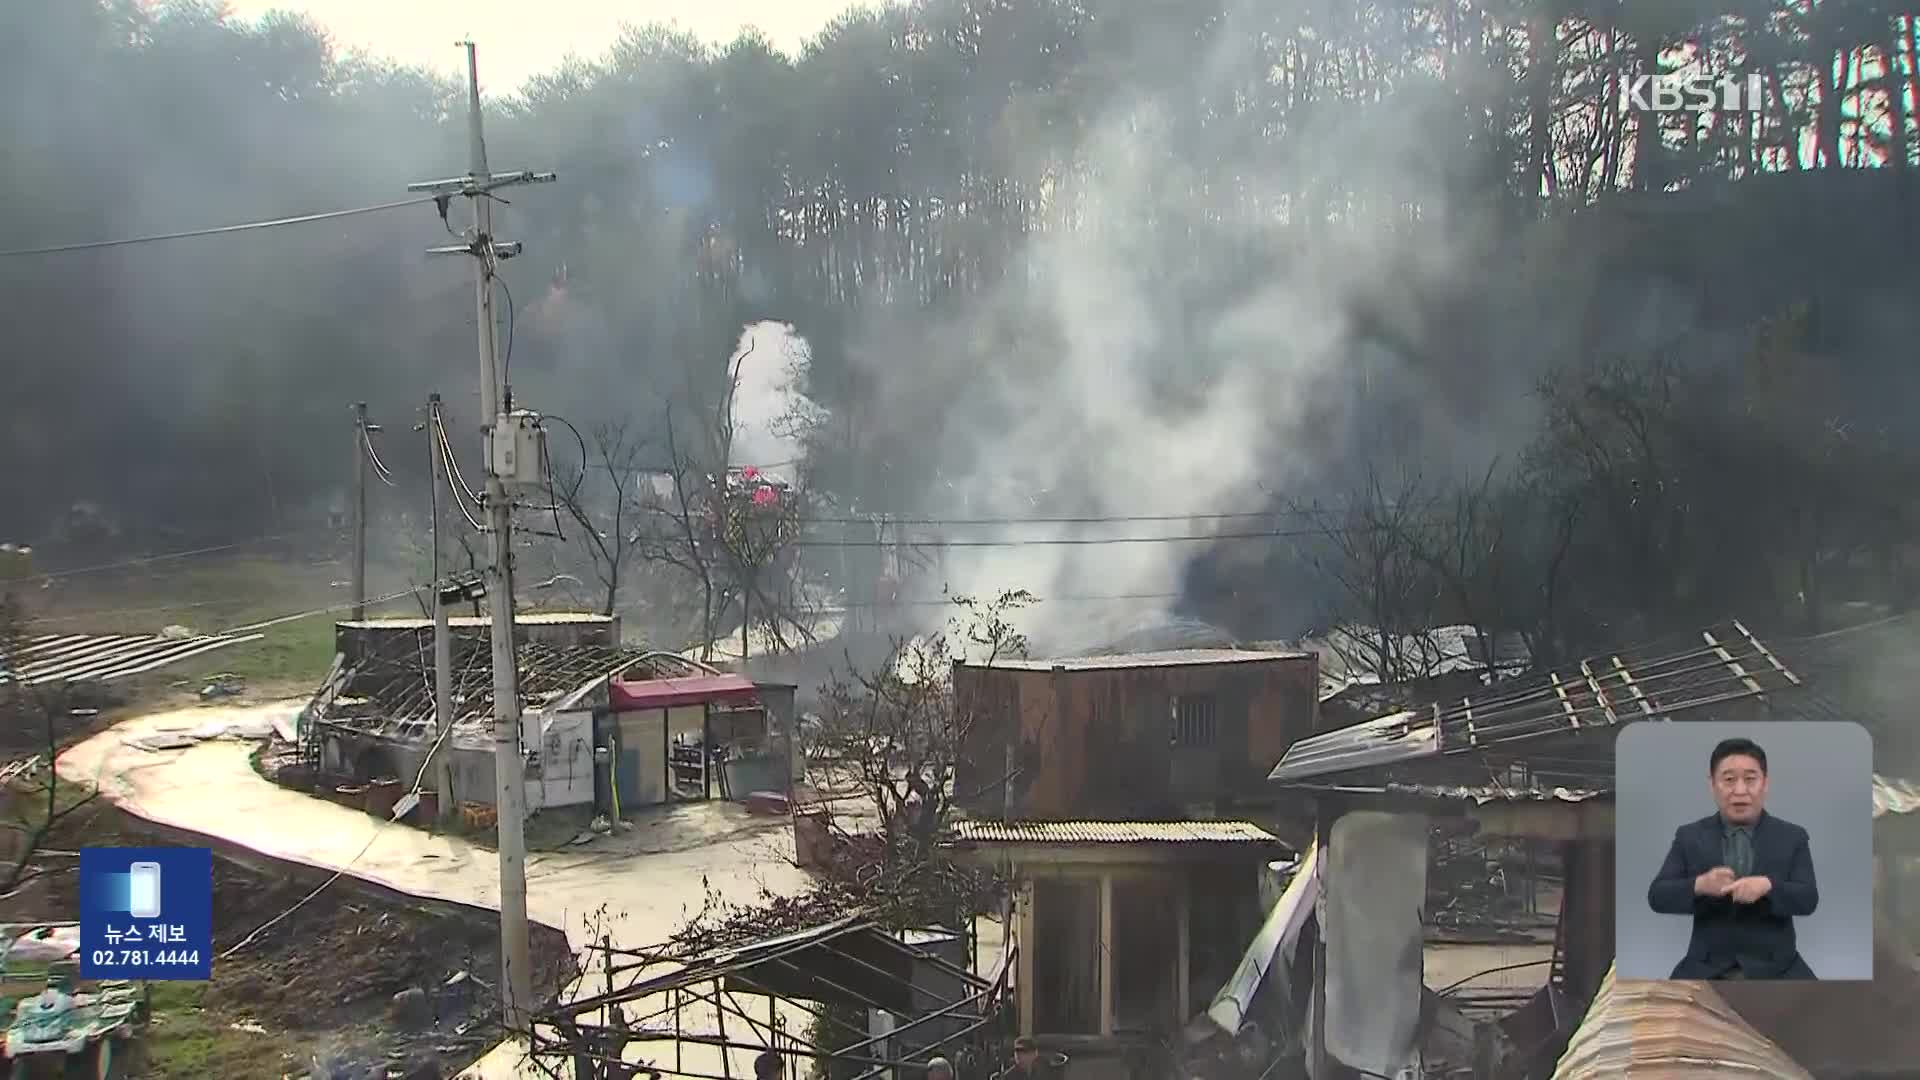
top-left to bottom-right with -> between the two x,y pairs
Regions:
835,2 -> 1524,650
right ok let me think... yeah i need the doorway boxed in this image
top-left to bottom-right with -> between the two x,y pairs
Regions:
1033,877 -> 1102,1034
666,704 -> 710,801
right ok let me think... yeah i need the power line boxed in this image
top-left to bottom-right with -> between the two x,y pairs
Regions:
435,414 -> 485,532
497,273 -> 516,396
220,585 -> 424,634
18,532 -> 327,583
791,524 -> 1368,548
9,506 -> 1390,585
27,598 -> 238,624
633,504 -> 1425,528
0,196 -> 440,258
219,670 -> 455,960
20,584 -> 423,635
362,426 -> 396,487
824,592 -> 1181,608
804,508 -> 1338,526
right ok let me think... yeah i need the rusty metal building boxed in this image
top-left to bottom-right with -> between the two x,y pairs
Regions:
300,613 -> 795,815
954,649 -> 1320,821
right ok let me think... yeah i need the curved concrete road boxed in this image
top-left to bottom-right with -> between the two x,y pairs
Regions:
58,701 -> 810,1078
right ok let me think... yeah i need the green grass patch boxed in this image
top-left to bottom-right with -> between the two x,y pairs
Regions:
179,616 -> 340,688
136,982 -> 302,1080
35,554 -> 427,691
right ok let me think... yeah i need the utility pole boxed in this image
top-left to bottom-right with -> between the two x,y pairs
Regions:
351,402 -> 369,620
409,41 -> 554,1035
422,394 -> 459,830
433,580 -> 457,826
1310,810 -> 1329,1080
425,394 -> 443,588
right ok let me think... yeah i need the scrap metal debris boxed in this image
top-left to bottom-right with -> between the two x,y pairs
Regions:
199,673 -> 245,700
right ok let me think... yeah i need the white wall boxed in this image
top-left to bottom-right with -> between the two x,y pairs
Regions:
1321,810 -> 1429,1080
531,710 -> 596,810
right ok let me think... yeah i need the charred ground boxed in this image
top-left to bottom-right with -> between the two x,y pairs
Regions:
0,794 -> 576,1079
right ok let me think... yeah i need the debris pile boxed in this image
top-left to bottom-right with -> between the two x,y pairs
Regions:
1427,836 -> 1554,933
671,836 -> 1006,957
0,799 -> 576,1080
123,710 -> 279,753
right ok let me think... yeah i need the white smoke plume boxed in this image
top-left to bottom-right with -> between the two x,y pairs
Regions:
727,321 -> 819,487
834,4 -> 1511,651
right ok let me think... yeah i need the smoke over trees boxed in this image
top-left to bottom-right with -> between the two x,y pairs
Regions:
3,0 -> 1916,655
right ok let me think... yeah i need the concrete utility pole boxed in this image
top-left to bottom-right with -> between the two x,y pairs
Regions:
433,579 -> 457,826
409,41 -> 555,1035
1310,811 -> 1329,1080
425,394 -> 443,588
423,394 -> 458,830
351,402 -> 369,620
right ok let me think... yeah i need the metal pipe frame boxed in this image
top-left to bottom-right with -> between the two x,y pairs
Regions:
834,943 -> 1013,1058
534,962 -> 1014,1078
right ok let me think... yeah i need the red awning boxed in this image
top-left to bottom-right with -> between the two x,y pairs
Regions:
610,673 -> 760,711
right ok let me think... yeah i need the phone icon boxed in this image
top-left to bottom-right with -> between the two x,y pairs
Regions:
128,862 -> 162,919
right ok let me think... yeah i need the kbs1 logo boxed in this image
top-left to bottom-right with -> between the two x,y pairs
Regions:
1620,72 -> 1766,114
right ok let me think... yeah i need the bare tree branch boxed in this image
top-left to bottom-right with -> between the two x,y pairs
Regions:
549,418 -> 652,616
0,596 -> 102,898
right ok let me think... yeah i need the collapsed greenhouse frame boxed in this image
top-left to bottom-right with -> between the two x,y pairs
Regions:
530,914 -> 1016,1080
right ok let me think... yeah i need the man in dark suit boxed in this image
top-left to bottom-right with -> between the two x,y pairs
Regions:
1647,736 -> 1819,979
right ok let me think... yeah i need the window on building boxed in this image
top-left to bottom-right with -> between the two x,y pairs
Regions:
1171,694 -> 1217,747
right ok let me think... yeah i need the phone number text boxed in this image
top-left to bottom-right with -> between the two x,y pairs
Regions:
87,949 -> 201,967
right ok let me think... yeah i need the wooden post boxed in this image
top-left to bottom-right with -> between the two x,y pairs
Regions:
602,934 -> 615,1024
1098,872 -> 1114,1038
1017,878 -> 1036,1037
351,402 -> 369,620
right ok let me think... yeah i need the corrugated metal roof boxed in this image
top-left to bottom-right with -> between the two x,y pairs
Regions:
1874,773 -> 1920,819
946,819 -> 1280,844
1269,621 -> 1796,786
609,673 -> 760,710
1287,780 -> 1609,805
1552,964 -> 1811,1079
1268,709 -> 1439,785
967,648 -> 1312,672
2,632 -> 263,685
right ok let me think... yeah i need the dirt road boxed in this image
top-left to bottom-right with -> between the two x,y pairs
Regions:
57,700 -> 812,1078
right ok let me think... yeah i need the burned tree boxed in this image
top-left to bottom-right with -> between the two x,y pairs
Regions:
1289,466 -> 1447,683
636,409 -> 732,660
1403,463 -> 1581,676
551,417 -> 653,616
815,589 -> 1033,859
709,463 -> 809,657
636,341 -> 814,660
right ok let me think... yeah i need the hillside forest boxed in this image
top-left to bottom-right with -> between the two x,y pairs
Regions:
3,0 -> 1917,661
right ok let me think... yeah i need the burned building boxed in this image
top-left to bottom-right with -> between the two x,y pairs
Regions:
299,613 -> 797,816
1259,621 -> 1804,1078
953,649 -> 1320,821
553,668 -> 799,811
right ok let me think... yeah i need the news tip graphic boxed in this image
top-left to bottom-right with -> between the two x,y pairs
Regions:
79,847 -> 212,981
